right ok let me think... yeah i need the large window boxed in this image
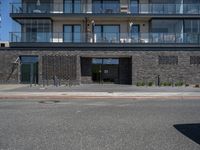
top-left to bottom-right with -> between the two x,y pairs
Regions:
184,20 -> 200,43
20,19 -> 52,42
184,0 -> 200,14
93,25 -> 120,43
64,0 -> 81,13
150,0 -> 182,14
151,19 -> 183,43
63,25 -> 81,42
92,0 -> 120,13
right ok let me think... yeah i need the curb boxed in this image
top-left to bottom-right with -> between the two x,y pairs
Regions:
0,95 -> 200,100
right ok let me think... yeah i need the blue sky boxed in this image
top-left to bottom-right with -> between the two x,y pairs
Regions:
0,0 -> 12,41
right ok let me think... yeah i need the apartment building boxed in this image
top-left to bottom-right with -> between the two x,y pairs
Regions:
0,0 -> 200,85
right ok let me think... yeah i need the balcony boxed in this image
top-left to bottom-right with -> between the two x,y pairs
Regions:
10,3 -> 200,15
10,32 -> 200,45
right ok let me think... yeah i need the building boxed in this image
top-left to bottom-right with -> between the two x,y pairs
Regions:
0,0 -> 200,85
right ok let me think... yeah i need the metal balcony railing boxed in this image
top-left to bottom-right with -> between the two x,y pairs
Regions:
10,3 -> 200,14
10,32 -> 200,44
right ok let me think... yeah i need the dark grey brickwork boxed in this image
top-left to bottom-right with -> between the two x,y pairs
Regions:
0,48 -> 200,85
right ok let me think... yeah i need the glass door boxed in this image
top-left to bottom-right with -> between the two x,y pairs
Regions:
20,56 -> 39,84
93,25 -> 120,43
131,25 -> 140,42
63,25 -> 81,42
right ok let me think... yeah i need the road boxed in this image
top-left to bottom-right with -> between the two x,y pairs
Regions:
0,99 -> 200,150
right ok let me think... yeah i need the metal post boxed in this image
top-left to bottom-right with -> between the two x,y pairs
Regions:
157,75 -> 160,86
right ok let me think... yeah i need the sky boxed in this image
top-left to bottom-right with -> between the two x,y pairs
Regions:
0,0 -> 12,41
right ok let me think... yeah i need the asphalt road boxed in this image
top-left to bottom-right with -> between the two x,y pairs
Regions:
0,99 -> 200,150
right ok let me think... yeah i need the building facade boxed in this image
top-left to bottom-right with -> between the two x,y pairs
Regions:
1,0 -> 200,85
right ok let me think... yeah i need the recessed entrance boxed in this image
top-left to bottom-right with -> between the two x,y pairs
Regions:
92,58 -> 119,84
20,56 -> 39,84
81,57 -> 132,85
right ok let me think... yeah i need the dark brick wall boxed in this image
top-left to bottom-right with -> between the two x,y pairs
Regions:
42,55 -> 77,85
0,49 -> 200,85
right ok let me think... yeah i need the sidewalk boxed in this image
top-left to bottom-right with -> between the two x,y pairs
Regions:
0,91 -> 200,100
0,84 -> 200,100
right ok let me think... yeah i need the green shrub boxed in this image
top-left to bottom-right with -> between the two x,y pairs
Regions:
175,81 -> 184,87
148,82 -> 154,86
136,82 -> 145,86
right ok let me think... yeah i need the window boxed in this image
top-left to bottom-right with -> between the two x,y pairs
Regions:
158,56 -> 178,65
190,56 -> 200,65
63,25 -> 81,42
130,0 -> 138,13
93,25 -> 120,43
151,20 -> 183,43
92,0 -> 120,13
21,19 -> 52,42
20,56 -> 39,63
184,0 -> 200,14
184,20 -> 200,43
92,58 -> 119,65
64,0 -> 81,13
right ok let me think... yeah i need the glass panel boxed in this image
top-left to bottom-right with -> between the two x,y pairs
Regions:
74,0 -> 81,13
184,0 -> 200,14
92,0 -> 119,13
93,0 -> 101,13
64,0 -> 81,13
74,25 -> 81,42
64,25 -> 81,42
94,26 -> 102,42
151,20 -> 183,33
131,25 -> 140,42
103,59 -> 119,64
21,56 -> 38,63
64,0 -> 72,13
92,58 -> 103,64
103,0 -> 119,13
64,26 -> 72,42
103,26 -> 119,43
130,0 -> 138,13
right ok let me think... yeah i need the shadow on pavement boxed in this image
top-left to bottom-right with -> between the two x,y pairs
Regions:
174,123 -> 200,145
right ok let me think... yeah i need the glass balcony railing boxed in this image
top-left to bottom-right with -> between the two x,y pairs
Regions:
10,32 -> 200,44
10,3 -> 200,14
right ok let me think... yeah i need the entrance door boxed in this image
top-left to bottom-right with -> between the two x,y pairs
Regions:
92,64 -> 102,83
20,56 -> 39,84
91,58 -> 119,84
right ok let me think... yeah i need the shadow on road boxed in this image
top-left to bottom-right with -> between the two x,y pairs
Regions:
174,123 -> 200,145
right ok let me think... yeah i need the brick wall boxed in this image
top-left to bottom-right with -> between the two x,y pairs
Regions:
0,49 -> 200,85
